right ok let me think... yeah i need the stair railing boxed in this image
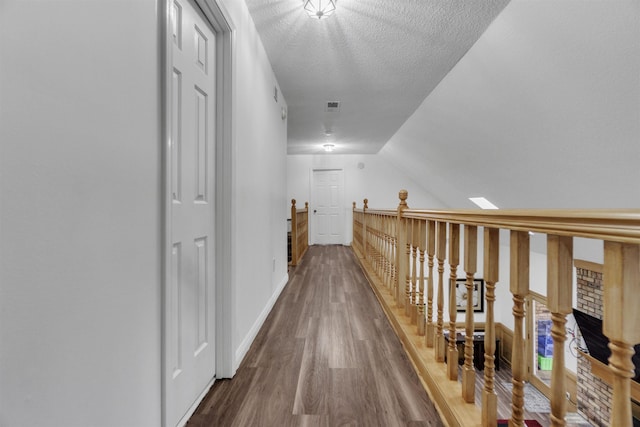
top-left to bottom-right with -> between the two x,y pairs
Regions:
353,190 -> 640,427
290,199 -> 309,266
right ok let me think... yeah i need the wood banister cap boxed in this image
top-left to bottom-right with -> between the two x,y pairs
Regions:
398,189 -> 408,209
364,198 -> 368,209
305,202 -> 308,209
291,199 -> 296,207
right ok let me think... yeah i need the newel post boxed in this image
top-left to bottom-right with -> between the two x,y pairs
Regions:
603,242 -> 640,427
291,199 -> 298,266
396,190 -> 409,307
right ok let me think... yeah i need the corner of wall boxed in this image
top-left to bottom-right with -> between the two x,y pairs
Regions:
233,273 -> 289,371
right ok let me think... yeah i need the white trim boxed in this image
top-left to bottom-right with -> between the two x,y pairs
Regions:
233,273 -> 289,370
175,377 -> 215,427
160,1 -> 173,425
161,0 -> 235,425
194,0 -> 236,381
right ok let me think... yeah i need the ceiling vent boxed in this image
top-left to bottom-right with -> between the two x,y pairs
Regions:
325,101 -> 340,112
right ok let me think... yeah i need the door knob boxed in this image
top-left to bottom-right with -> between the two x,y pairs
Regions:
314,210 -> 317,214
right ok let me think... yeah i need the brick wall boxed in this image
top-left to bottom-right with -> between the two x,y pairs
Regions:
575,261 -> 610,427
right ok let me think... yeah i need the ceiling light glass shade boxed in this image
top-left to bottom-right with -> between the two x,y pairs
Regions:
303,0 -> 337,20
323,143 -> 335,152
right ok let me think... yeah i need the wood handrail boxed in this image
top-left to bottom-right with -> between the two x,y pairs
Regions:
290,199 -> 309,266
400,209 -> 640,243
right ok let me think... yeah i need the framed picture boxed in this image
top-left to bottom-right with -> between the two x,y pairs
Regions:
455,278 -> 484,312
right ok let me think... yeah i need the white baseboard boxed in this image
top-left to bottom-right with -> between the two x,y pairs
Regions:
176,377 -> 215,427
233,273 -> 289,370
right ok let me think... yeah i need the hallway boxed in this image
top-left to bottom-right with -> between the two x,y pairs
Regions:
187,245 -> 444,426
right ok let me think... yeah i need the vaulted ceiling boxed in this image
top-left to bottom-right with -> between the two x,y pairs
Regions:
248,0 -> 639,211
244,0 -> 510,154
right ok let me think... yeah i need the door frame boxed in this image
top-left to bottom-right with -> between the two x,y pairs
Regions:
161,0 -> 235,425
309,168 -> 345,245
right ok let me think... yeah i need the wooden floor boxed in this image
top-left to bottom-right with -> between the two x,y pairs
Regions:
187,245 -> 444,426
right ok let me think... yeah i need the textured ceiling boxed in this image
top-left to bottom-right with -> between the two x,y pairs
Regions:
244,0 -> 510,154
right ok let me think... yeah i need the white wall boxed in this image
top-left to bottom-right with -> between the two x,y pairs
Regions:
0,0 -> 289,425
222,0 -> 290,370
0,1 -> 162,426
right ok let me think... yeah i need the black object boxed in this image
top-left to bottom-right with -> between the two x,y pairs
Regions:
443,332 -> 500,371
572,309 -> 640,382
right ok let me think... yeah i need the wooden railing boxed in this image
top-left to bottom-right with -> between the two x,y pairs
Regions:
352,190 -> 640,427
290,199 -> 309,266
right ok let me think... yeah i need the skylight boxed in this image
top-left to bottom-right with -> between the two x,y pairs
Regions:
469,197 -> 499,210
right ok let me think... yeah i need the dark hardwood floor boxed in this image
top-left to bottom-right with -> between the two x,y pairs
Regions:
187,245 -> 444,427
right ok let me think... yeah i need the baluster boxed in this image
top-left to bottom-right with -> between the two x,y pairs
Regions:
387,216 -> 395,294
383,216 -> 389,288
363,199 -> 368,266
435,221 -> 447,362
373,214 -> 378,271
604,242 -> 639,427
391,219 -> 397,297
380,215 -> 386,280
376,215 -> 381,273
303,202 -> 309,255
379,216 -> 384,280
291,199 -> 298,266
510,230 -> 529,427
396,190 -> 408,307
373,214 -> 378,273
352,202 -> 357,254
387,216 -> 396,295
405,218 -> 413,317
547,235 -> 573,427
426,220 -> 436,347
371,214 -> 380,277
482,228 -> 499,427
462,225 -> 477,403
379,215 -> 385,279
410,219 -> 418,322
417,220 -> 426,336
376,215 -> 382,274
447,223 -> 460,381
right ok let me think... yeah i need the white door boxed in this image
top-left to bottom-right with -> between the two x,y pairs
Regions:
166,1 -> 216,425
311,169 -> 344,244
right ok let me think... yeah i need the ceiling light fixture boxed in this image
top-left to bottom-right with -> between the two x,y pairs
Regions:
303,0 -> 337,20
469,197 -> 499,210
323,143 -> 335,152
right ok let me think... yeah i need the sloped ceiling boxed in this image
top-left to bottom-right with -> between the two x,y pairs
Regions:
244,0 -> 510,154
380,0 -> 640,209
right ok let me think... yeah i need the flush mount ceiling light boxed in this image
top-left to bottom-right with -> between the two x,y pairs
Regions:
469,197 -> 499,210
322,143 -> 335,152
303,0 -> 337,20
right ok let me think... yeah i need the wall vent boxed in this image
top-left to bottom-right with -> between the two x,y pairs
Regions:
325,101 -> 340,112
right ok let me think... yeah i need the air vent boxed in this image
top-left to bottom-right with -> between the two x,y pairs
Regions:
325,101 -> 340,112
